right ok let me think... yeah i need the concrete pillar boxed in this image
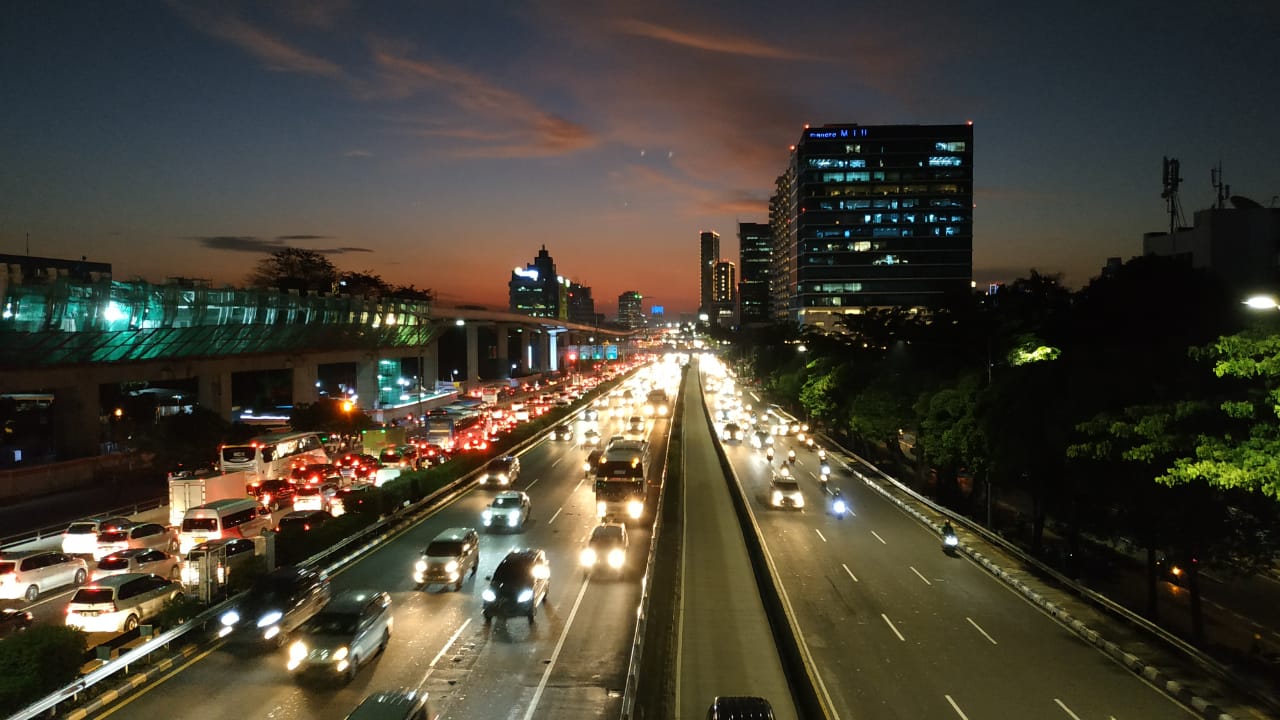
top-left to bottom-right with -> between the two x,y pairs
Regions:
53,380 -> 100,458
421,341 -> 439,387
495,324 -> 510,378
355,357 -> 379,409
520,330 -> 533,374
538,332 -> 551,372
548,331 -> 560,372
291,358 -> 319,407
465,322 -> 480,385
198,370 -> 234,421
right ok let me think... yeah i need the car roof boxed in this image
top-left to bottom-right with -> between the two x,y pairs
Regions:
101,548 -> 156,559
493,490 -> 525,500
346,689 -> 429,719
432,528 -> 476,542
324,589 -> 385,613
81,572 -> 163,589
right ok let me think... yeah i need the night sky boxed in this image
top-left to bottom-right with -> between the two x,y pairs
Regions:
3,1 -> 1278,316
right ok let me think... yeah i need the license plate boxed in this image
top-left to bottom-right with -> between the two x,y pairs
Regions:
79,611 -> 100,616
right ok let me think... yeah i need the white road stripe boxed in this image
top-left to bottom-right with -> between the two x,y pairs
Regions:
415,618 -> 472,690
842,563 -> 858,582
871,530 -> 887,545
526,478 -> 539,489
548,506 -> 563,524
815,529 -> 827,543
523,577 -> 591,720
945,694 -> 970,720
910,566 -> 931,585
551,457 -> 561,468
573,477 -> 585,492
881,613 -> 905,642
966,617 -> 998,645
1054,698 -> 1083,720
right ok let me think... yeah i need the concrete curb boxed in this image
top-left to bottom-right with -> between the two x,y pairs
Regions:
851,463 -> 1238,720
64,642 -> 205,720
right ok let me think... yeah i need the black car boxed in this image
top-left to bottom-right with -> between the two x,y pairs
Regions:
481,549 -> 550,623
251,479 -> 296,511
218,565 -> 330,646
550,424 -> 574,441
332,486 -> 375,516
276,510 -> 334,535
0,608 -> 33,639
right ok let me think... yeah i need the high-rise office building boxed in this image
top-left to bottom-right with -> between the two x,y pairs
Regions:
737,222 -> 772,325
770,123 -> 973,328
508,245 -> 589,321
699,231 -> 720,315
713,260 -> 736,327
566,282 -> 597,325
617,290 -> 643,329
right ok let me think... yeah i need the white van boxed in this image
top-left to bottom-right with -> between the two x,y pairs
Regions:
179,498 -> 271,555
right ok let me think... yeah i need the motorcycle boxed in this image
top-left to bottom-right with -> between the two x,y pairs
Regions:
786,449 -> 797,464
830,495 -> 849,517
817,448 -> 827,461
766,447 -> 775,461
942,531 -> 959,556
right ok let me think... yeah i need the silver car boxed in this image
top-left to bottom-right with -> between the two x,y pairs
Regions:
94,523 -> 177,559
481,491 -> 531,533
65,573 -> 182,633
93,548 -> 180,582
288,589 -> 392,682
0,551 -> 88,601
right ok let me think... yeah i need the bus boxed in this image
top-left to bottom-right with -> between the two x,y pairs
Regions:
593,439 -> 650,522
219,431 -> 329,480
423,411 -> 487,451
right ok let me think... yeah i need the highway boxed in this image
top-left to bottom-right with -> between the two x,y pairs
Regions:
85,409 -> 667,720
716,380 -> 1196,719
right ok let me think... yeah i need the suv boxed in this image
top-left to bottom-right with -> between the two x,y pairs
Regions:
414,528 -> 480,591
94,522 -> 177,559
293,483 -> 337,512
482,549 -> 550,623
277,510 -> 335,535
65,573 -> 183,633
287,589 -> 393,682
93,548 -> 180,582
583,448 -> 605,478
478,456 -> 520,487
0,551 -> 88,601
580,522 -> 629,578
219,565 -> 330,645
550,424 -> 574,441
346,690 -> 435,720
61,517 -> 133,556
768,478 -> 804,509
482,491 -> 531,533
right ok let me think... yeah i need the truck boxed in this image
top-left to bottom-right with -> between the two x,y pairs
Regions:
360,426 -> 406,455
168,471 -> 256,526
593,439 -> 651,522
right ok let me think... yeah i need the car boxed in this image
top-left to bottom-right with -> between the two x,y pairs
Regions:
276,510 -> 335,535
94,522 -> 178,559
583,448 -> 605,478
414,528 -> 480,591
219,565 -> 331,645
550,424 -> 574,441
179,537 -> 259,587
579,522 -> 629,577
626,416 -> 646,437
287,589 -> 393,682
706,696 -> 776,719
337,453 -> 380,481
292,463 -> 342,485
61,516 -> 133,556
482,549 -> 550,623
331,486 -> 376,517
0,608 -> 33,639
769,478 -> 804,509
93,548 -> 180,582
720,422 -> 744,443
581,429 -> 601,447
478,456 -> 520,487
293,483 -> 338,512
379,445 -> 419,468
251,479 -> 296,511
0,551 -> 89,601
482,491 -> 531,533
65,573 -> 183,633
750,430 -> 773,449
345,689 -> 435,720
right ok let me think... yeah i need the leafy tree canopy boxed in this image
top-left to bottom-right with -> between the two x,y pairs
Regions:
247,248 -> 338,293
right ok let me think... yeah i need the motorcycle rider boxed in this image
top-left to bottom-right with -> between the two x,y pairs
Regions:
766,446 -> 775,461
829,488 -> 847,516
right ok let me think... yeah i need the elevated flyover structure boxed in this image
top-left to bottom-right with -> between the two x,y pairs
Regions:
0,276 -> 632,456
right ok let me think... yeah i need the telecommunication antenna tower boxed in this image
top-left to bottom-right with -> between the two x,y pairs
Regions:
1161,156 -> 1185,236
1211,162 -> 1231,210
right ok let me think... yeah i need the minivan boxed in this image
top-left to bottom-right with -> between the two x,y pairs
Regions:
0,551 -> 89,601
94,522 -> 177,559
414,528 -> 479,591
62,517 -> 133,556
65,573 -> 183,633
179,498 -> 271,554
345,690 -> 435,720
287,589 -> 393,682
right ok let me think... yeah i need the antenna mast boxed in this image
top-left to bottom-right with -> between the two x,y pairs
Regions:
1161,156 -> 1185,236
1210,161 -> 1230,209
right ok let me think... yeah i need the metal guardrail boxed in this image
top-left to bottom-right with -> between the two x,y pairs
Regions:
10,373 -> 635,720
619,373 -> 681,720
0,496 -> 167,550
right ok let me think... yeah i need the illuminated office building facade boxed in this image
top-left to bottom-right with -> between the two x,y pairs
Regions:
770,124 -> 973,328
737,222 -> 772,325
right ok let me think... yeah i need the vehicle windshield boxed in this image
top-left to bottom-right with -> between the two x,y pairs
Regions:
294,487 -> 321,497
590,527 -> 625,545
303,611 -> 358,636
492,496 -> 522,508
221,445 -> 255,463
97,557 -> 131,570
72,588 -> 115,604
244,578 -> 300,608
773,481 -> 801,492
486,459 -> 512,472
182,518 -> 218,532
66,523 -> 97,535
492,560 -> 531,585
425,541 -> 464,557
97,531 -> 128,543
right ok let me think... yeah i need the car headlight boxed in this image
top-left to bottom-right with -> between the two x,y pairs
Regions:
507,511 -> 521,526
627,500 -> 644,519
793,494 -> 805,507
257,611 -> 283,628
415,559 -> 427,572
289,640 -> 307,662
772,491 -> 783,505
596,501 -> 607,516
517,588 -> 534,603
482,588 -> 496,602
582,461 -> 591,472
607,549 -> 625,568
482,509 -> 492,521
445,560 -> 459,573
580,548 -> 597,566
333,646 -> 349,661
221,610 -> 239,626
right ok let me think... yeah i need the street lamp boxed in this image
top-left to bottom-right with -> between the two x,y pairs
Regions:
1244,295 -> 1279,310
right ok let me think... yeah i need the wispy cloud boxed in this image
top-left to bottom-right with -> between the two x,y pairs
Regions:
613,18 -> 824,62
192,235 -> 371,255
276,234 -> 333,240
167,2 -> 348,80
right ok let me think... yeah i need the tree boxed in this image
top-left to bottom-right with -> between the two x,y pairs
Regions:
289,398 -> 375,436
336,270 -> 391,296
918,373 -> 985,508
247,248 -> 338,293
131,407 -> 232,473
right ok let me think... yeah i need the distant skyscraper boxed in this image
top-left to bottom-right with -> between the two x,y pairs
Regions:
770,123 -> 974,329
699,231 -> 720,315
617,290 -> 643,329
566,281 -> 597,325
509,245 -> 560,318
713,260 -> 736,327
737,222 -> 772,325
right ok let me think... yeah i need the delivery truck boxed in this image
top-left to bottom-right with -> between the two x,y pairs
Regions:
169,471 -> 256,526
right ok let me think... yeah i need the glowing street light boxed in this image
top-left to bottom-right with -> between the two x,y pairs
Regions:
1244,295 -> 1279,310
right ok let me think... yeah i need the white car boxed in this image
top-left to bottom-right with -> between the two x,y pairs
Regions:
482,491 -> 531,533
0,551 -> 89,601
293,484 -> 337,512
94,523 -> 177,560
769,479 -> 805,509
61,517 -> 133,556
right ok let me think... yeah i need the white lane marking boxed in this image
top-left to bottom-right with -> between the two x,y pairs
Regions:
548,506 -> 563,524
1054,698 -> 1083,720
966,617 -> 998,645
526,478 -> 540,489
815,529 -> 827,543
415,618 -> 472,690
945,695 -> 970,720
910,566 -> 932,585
871,530 -> 887,545
573,477 -> 585,493
842,563 -> 859,582
523,576 -> 591,720
881,613 -> 905,642
551,457 -> 562,468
